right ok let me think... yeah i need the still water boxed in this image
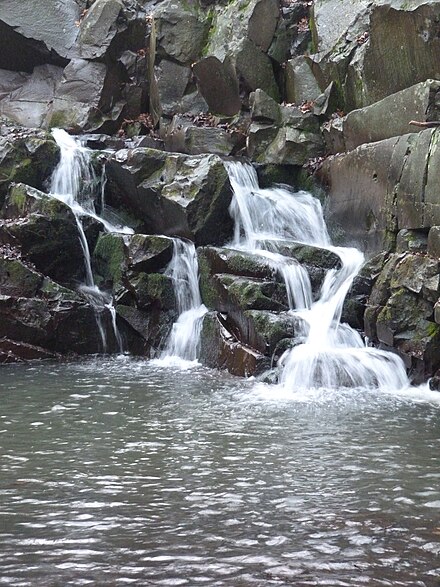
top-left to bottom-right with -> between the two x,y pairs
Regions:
1,358 -> 440,586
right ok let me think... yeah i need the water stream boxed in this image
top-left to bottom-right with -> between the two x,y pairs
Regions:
226,162 -> 409,391
159,238 -> 207,364
49,129 -> 131,353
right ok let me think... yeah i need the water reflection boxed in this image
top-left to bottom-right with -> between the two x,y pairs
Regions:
0,357 -> 440,586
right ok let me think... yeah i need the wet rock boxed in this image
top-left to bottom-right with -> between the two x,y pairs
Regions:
1,183 -> 102,285
93,233 -> 128,290
242,309 -> 296,355
106,148 -> 234,245
0,127 -> 59,208
127,272 -> 175,312
199,311 -> 269,376
0,337 -> 59,363
217,274 -> 288,312
274,241 -> 340,270
116,303 -> 172,353
128,234 -> 173,273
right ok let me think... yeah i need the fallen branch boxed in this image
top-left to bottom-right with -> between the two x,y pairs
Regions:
409,120 -> 440,128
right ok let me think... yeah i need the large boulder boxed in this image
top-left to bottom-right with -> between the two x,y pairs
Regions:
164,115 -> 241,156
105,147 -> 234,245
0,253 -> 136,360
364,250 -> 440,382
77,0 -> 124,60
192,0 -> 280,113
153,0 -> 210,65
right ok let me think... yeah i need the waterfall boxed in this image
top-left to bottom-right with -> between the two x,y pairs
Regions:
49,129 -> 132,354
226,161 -> 409,391
160,239 -> 207,363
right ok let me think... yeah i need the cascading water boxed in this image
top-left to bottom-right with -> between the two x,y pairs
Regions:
226,161 -> 409,391
160,238 -> 207,363
49,129 -> 131,353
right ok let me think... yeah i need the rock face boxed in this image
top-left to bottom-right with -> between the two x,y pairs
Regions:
321,128 -> 440,255
324,80 -> 440,154
0,0 -> 147,132
309,1 -> 440,110
105,147 -> 234,245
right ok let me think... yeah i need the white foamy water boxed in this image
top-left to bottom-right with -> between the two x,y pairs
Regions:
49,129 -> 130,352
226,161 -> 409,391
159,239 -> 207,363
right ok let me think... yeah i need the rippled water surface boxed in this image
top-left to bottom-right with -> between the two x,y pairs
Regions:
1,358 -> 440,586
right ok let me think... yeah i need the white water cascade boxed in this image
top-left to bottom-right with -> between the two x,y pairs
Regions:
49,129 -> 132,353
226,161 -> 409,391
160,239 -> 207,363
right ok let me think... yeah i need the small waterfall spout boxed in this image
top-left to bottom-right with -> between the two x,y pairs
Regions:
160,239 -> 207,363
49,129 -> 130,353
226,162 -> 409,391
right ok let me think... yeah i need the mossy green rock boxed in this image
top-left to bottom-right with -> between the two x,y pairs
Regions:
243,309 -> 296,355
128,272 -> 175,311
0,257 -> 42,297
376,288 -> 433,347
0,130 -> 59,208
93,233 -> 128,288
218,274 -> 288,312
128,234 -> 173,273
